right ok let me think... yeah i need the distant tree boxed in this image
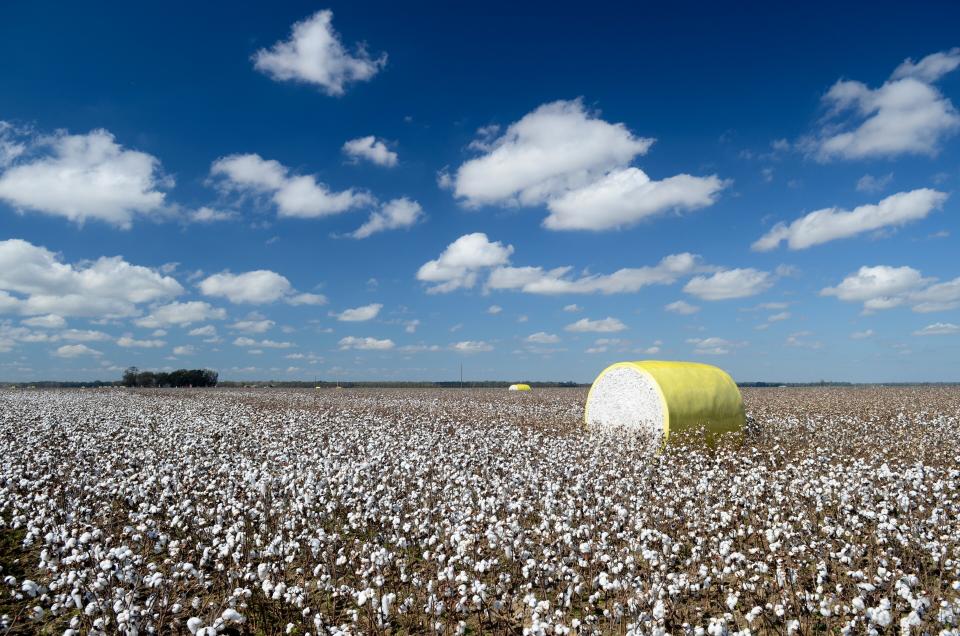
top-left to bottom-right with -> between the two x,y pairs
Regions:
122,368 -> 218,388
122,367 -> 139,387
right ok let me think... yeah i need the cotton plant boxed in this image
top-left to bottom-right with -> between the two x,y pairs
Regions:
0,386 -> 957,633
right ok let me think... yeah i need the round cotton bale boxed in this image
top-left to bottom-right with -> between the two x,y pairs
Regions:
584,361 -> 744,443
508,383 -> 531,391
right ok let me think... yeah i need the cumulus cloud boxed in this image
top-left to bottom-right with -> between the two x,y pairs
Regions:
687,337 -> 743,355
913,322 -> 959,336
487,305 -> 503,315
189,207 -> 235,223
188,325 -> 217,337
230,319 -> 274,333
348,197 -> 423,239
172,345 -> 195,356
338,336 -> 394,350
135,301 -> 226,328
664,300 -> 700,315
416,233 -> 514,293
211,153 -> 372,219
342,136 -> 397,167
454,99 -> 651,207
820,265 -> 960,313
451,340 -> 493,353
752,189 -> 947,251
21,314 -> 66,328
117,335 -> 165,348
199,270 -> 322,306
544,168 -> 727,231
851,329 -> 875,339
54,344 -> 101,358
808,48 -> 960,160
0,128 -> 170,228
451,99 -> 724,230
856,173 -> 893,193
683,268 -> 773,300
488,253 -> 703,295
526,332 -> 560,344
820,265 -> 931,312
334,303 -> 382,321
565,317 -> 626,333
233,337 -> 294,349
562,304 -> 581,312
252,9 -> 386,96
0,238 -> 182,318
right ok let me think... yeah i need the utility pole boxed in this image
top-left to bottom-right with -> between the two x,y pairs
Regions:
460,363 -> 463,389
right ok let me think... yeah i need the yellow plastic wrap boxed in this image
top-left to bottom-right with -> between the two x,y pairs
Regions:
584,360 -> 744,442
508,384 -> 531,391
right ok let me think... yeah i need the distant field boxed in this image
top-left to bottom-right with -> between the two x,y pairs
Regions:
1,387 -> 959,634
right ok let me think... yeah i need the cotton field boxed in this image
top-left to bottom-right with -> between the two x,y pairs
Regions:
1,388 -> 959,635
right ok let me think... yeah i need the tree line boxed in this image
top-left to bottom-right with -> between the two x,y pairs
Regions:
122,367 -> 218,388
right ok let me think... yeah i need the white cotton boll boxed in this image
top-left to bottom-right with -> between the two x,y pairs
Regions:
20,580 -> 38,598
726,592 -> 738,610
222,608 -> 244,623
187,617 -> 203,634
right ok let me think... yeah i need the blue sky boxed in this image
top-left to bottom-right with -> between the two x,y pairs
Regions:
1,1 -> 959,383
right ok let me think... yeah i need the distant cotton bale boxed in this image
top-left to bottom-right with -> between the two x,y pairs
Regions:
508,384 -> 531,391
585,361 -> 744,443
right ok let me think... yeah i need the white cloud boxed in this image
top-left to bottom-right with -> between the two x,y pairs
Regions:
416,233 -> 514,293
338,336 -> 394,350
851,329 -> 875,339
0,128 -> 169,228
562,304 -> 581,312
233,337 -> 294,349
0,238 -> 182,318
487,305 -> 503,315
488,253 -> 702,295
211,153 -> 372,219
565,317 -> 626,333
785,331 -> 823,350
856,173 -> 893,193
913,322 -> 959,336
199,270 -> 319,305
665,300 -> 700,315
454,99 -> 652,207
526,332 -> 560,344
334,303 -> 382,322
21,314 -> 65,328
190,207 -> 235,223
451,340 -> 493,353
753,189 -> 947,251
809,48 -> 960,160
544,167 -> 727,230
820,265 -> 931,312
767,311 -> 791,323
404,319 -> 420,334
135,301 -> 226,328
342,136 -> 397,167
452,99 -> 725,230
684,268 -> 772,300
348,197 -> 423,239
188,325 -> 217,337
287,293 -> 327,306
117,335 -> 165,348
252,9 -> 386,96
173,345 -> 196,356
687,337 -> 742,355
59,329 -> 110,342
0,122 -> 26,167
54,344 -> 101,358
230,319 -> 274,333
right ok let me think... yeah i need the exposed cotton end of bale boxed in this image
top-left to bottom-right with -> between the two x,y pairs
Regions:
585,360 -> 744,445
508,383 -> 531,391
